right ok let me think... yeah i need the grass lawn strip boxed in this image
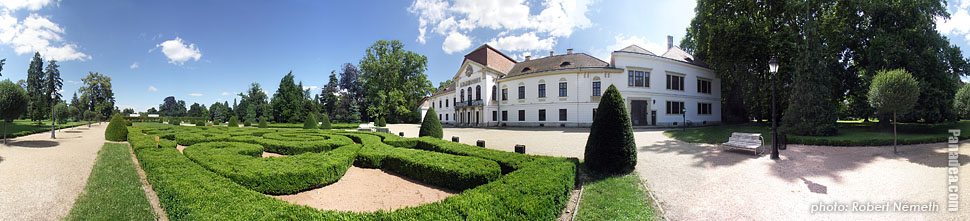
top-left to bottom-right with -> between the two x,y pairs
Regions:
574,171 -> 659,221
66,143 -> 155,220
2,119 -> 88,138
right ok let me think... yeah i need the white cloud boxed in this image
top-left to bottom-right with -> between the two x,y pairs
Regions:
937,8 -> 970,42
221,92 -> 232,96
409,0 -> 594,54
0,12 -> 90,61
129,62 -> 139,69
65,79 -> 80,85
188,93 -> 203,97
593,34 -> 666,61
154,37 -> 202,65
302,85 -> 319,91
442,31 -> 472,54
486,32 -> 555,52
0,0 -> 54,11
148,86 -> 157,92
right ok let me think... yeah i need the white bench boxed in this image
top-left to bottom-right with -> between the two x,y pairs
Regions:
722,132 -> 764,155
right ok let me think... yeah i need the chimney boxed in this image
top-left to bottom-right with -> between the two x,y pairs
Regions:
667,35 -> 674,49
525,55 -> 531,61
549,51 -> 554,56
567,48 -> 573,54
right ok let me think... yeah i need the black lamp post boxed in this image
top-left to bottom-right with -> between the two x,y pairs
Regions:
682,107 -> 687,131
50,92 -> 56,139
768,57 -> 779,160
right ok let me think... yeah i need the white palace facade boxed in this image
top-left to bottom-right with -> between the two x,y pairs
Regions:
427,37 -> 721,127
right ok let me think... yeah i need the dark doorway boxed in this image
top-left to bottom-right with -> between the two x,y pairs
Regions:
631,100 -> 649,126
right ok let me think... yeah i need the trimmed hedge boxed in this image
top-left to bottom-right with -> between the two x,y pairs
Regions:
228,116 -> 239,127
128,125 -> 577,220
584,85 -> 637,174
258,116 -> 267,128
321,114 -> 332,129
243,119 -> 252,127
105,113 -> 128,141
183,141 -> 361,194
419,108 -> 443,138
376,117 -> 386,127
412,137 -> 533,173
303,114 -> 318,129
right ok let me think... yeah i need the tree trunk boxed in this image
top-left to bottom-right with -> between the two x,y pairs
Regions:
2,121 -> 6,144
893,112 -> 897,154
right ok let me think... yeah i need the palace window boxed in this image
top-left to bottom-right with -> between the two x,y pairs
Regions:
559,109 -> 567,121
467,87 -> 472,102
539,109 -> 546,121
667,74 -> 685,91
518,86 -> 526,99
492,86 -> 497,100
502,111 -> 508,121
697,78 -> 712,94
698,103 -> 712,115
492,111 -> 497,121
476,85 -> 481,100
628,71 -> 635,86
502,88 -> 508,100
592,81 -> 601,96
559,82 -> 567,97
460,90 -> 465,102
518,110 -> 525,121
538,84 -> 546,98
666,101 -> 685,114
629,70 -> 649,87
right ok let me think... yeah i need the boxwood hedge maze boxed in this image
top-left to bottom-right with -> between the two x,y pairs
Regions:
127,124 -> 577,220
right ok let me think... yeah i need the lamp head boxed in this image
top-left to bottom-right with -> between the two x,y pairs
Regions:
768,56 -> 779,75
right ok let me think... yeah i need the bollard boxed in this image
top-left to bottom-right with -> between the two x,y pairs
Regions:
514,144 -> 525,154
476,140 -> 485,147
452,136 -> 459,142
399,132 -> 404,137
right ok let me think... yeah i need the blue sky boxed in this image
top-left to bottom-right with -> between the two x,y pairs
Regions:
0,0 -> 968,112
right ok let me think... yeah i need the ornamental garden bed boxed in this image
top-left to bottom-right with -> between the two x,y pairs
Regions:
127,124 -> 576,220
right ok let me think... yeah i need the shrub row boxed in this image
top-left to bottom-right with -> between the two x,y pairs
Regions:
183,141 -> 361,195
412,137 -> 534,173
341,133 -> 501,191
128,125 -> 577,220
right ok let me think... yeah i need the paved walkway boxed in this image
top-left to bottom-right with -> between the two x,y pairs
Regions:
0,123 -> 107,220
386,124 -> 970,220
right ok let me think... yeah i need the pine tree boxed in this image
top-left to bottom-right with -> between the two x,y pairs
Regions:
781,19 -> 838,136
26,52 -> 46,125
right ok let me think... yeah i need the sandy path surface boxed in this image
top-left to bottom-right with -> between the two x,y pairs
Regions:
0,123 -> 107,220
386,124 -> 970,220
272,166 -> 455,212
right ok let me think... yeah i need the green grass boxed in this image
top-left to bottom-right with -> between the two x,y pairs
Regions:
575,169 -> 659,221
664,120 -> 970,146
1,119 -> 87,138
66,143 -> 155,220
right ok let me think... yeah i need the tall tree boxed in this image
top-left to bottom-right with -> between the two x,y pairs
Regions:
0,58 -> 5,76
26,52 -> 46,124
45,60 -> 63,127
270,72 -> 304,123
78,72 -> 115,119
781,8 -> 838,136
359,40 -> 433,123
158,96 -> 186,117
0,79 -> 29,143
338,63 -> 364,122
321,71 -> 340,116
436,79 -> 453,92
188,103 -> 205,117
69,92 -> 81,120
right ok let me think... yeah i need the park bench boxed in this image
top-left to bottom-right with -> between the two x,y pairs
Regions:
722,132 -> 764,155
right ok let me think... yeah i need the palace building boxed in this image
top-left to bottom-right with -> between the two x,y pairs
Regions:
427,36 -> 720,127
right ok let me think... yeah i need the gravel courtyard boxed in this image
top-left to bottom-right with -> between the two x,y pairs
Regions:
0,124 -> 107,220
386,124 -> 970,220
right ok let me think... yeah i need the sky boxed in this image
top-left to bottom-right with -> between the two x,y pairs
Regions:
0,0 -> 968,112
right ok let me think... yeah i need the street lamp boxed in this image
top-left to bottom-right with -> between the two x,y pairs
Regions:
682,107 -> 687,131
768,57 -> 780,160
50,92 -> 56,139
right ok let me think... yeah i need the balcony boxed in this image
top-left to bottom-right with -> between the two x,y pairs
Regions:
455,100 -> 484,108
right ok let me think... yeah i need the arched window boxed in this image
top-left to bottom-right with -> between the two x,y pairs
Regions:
467,87 -> 472,102
461,89 -> 465,102
476,85 -> 481,100
592,76 -> 602,96
491,85 -> 497,100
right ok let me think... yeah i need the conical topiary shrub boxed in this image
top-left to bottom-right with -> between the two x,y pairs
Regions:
321,114 -> 332,129
376,117 -> 386,127
258,116 -> 268,128
584,85 -> 637,174
228,116 -> 239,127
419,107 -> 442,138
105,113 -> 129,141
303,113 -> 318,129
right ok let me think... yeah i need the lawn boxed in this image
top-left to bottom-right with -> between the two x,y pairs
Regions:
1,119 -> 88,138
66,143 -> 155,220
664,120 -> 970,146
575,169 -> 659,221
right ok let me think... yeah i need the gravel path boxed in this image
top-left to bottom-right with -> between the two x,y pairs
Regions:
386,124 -> 970,220
271,166 -> 455,212
0,123 -> 107,220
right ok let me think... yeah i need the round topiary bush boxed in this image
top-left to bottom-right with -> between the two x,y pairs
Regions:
105,113 -> 129,141
584,85 -> 637,175
419,107 -> 442,139
213,120 -> 220,126
303,113 -> 318,129
196,120 -> 205,126
243,119 -> 252,127
258,116 -> 268,128
321,114 -> 332,129
228,116 -> 239,127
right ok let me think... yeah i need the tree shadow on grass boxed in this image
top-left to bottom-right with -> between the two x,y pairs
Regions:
8,140 -> 59,148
